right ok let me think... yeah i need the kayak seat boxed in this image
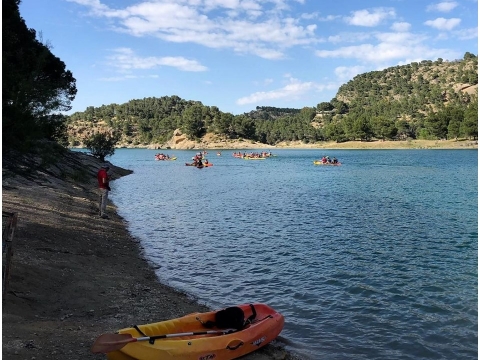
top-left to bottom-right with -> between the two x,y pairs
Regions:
198,304 -> 257,331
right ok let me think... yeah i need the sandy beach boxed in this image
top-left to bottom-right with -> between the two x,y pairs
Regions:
273,139 -> 478,150
2,150 -> 299,360
145,136 -> 478,150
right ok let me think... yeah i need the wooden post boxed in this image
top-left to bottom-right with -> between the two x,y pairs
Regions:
2,211 -> 17,300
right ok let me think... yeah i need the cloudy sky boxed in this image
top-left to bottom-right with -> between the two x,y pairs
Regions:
20,0 -> 478,115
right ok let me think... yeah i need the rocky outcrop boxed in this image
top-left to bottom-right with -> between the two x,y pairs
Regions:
160,129 -> 275,150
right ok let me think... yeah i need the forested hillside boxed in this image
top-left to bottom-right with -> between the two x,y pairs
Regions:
66,53 -> 478,147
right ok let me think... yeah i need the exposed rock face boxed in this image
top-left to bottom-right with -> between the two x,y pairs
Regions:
160,129 -> 275,150
68,124 -> 274,150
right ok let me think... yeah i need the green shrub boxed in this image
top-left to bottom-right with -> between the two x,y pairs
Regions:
84,133 -> 119,161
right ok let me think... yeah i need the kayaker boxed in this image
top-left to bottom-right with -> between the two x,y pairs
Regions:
97,163 -> 111,219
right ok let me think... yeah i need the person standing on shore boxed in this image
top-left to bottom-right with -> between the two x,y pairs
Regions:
97,164 -> 111,219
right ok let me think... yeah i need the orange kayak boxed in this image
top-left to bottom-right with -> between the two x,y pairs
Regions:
95,303 -> 284,360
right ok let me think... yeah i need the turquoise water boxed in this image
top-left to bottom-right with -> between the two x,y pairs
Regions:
106,149 -> 477,360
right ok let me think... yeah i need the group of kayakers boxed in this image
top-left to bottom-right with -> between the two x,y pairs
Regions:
320,156 -> 339,164
190,152 -> 210,167
154,152 -> 341,166
232,151 -> 273,159
155,153 -> 175,160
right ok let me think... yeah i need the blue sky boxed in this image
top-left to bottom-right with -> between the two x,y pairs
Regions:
19,0 -> 478,115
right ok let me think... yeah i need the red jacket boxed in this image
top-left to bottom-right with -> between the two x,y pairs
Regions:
97,169 -> 109,189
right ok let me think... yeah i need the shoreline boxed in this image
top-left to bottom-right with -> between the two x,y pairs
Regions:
2,151 -> 299,360
105,138 -> 478,150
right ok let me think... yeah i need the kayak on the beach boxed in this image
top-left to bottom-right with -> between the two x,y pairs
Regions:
92,303 -> 284,360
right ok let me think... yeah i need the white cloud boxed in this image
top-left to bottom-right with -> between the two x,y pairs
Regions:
334,66 -> 366,81
99,74 -> 159,81
319,31 -> 424,62
99,76 -> 128,82
300,12 -> 318,20
328,32 -> 372,44
67,0 -> 319,59
375,32 -> 426,45
315,37 -> 459,64
424,17 -> 461,30
391,22 -> 411,32
236,76 -> 336,105
455,27 -> 479,40
344,8 -> 396,27
426,1 -> 458,12
107,48 -> 208,72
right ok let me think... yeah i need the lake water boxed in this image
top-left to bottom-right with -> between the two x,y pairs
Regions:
104,149 -> 477,360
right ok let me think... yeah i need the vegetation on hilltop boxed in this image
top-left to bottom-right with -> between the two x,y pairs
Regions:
67,54 -> 477,147
3,0 -> 477,152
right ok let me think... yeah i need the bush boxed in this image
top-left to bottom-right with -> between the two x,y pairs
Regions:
84,133 -> 119,161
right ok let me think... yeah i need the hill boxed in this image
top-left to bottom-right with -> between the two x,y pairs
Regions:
66,53 -> 478,148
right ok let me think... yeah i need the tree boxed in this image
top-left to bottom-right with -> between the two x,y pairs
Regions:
215,112 -> 234,136
232,115 -> 256,139
461,99 -> 478,139
3,0 -> 77,151
84,133 -> 119,161
299,107 -> 317,121
182,104 -> 206,139
372,116 -> 397,140
424,112 -> 448,139
323,121 -> 345,142
464,52 -> 476,60
352,116 -> 374,141
447,118 -> 461,139
393,119 -> 412,139
316,102 -> 334,112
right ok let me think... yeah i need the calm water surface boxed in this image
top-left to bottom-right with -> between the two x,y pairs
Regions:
106,149 -> 477,360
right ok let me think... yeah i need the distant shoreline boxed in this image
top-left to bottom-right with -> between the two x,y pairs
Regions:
105,139 -> 478,150
274,139 -> 478,150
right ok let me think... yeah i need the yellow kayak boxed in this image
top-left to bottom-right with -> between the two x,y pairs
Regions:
92,303 -> 284,360
155,156 -> 177,161
313,160 -> 341,166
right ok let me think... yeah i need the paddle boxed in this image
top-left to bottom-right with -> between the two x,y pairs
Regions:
91,329 -> 236,354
